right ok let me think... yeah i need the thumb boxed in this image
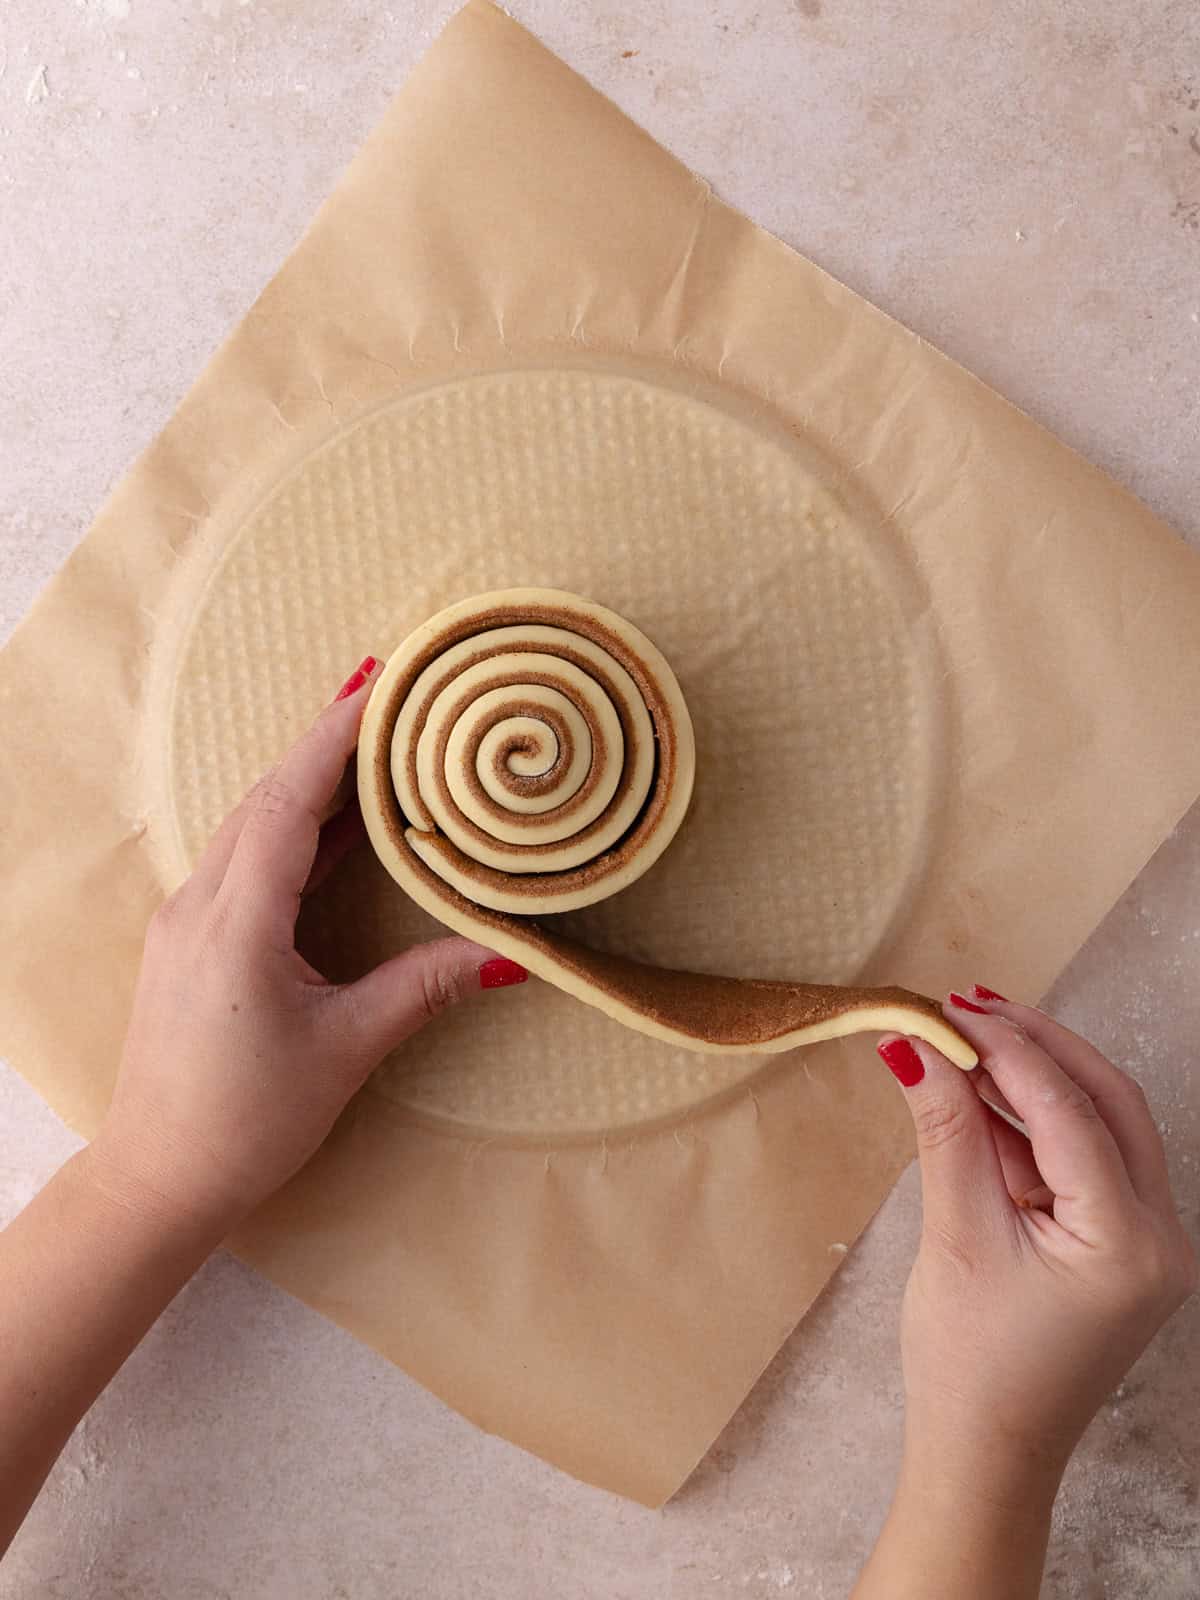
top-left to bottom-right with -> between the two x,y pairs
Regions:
342,937 -> 528,1059
878,1034 -> 1007,1236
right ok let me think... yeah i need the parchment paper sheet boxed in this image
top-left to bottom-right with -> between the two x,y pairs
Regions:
3,1 -> 1200,1505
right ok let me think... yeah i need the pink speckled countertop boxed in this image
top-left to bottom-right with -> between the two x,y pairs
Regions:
1,3 -> 1197,1596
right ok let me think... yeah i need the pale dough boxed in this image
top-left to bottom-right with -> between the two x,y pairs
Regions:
358,588 -> 977,1070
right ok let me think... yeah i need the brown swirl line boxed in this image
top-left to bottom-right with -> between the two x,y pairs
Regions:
358,590 -> 975,1069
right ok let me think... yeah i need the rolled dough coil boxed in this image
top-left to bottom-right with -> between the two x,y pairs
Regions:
358,590 -> 977,1070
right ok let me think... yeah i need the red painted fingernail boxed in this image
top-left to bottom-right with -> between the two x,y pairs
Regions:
878,1038 -> 925,1087
334,656 -> 379,702
973,984 -> 1008,1003
479,957 -> 529,990
948,992 -> 989,1014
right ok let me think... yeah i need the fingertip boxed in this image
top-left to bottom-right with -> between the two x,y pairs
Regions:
972,983 -> 1009,1004
479,956 -> 529,990
947,990 -> 989,1015
435,938 -> 529,991
877,1034 -> 925,1088
331,654 -> 383,705
877,1027 -> 971,1085
940,994 -> 1025,1045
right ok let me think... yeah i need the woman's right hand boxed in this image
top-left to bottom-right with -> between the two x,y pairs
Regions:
882,990 -> 1196,1494
853,989 -> 1197,1600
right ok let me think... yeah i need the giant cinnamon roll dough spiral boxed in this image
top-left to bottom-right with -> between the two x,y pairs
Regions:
359,590 -> 976,1069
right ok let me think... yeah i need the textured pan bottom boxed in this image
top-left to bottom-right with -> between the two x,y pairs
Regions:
146,364 -> 941,1137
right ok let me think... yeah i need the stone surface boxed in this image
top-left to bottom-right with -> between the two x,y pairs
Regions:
1,2 -> 1197,1595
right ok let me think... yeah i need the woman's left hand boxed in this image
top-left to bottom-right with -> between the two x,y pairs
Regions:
92,656 -> 524,1233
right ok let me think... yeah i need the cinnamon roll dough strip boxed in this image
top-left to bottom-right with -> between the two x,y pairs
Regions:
364,589 -> 693,916
359,589 -> 978,1072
